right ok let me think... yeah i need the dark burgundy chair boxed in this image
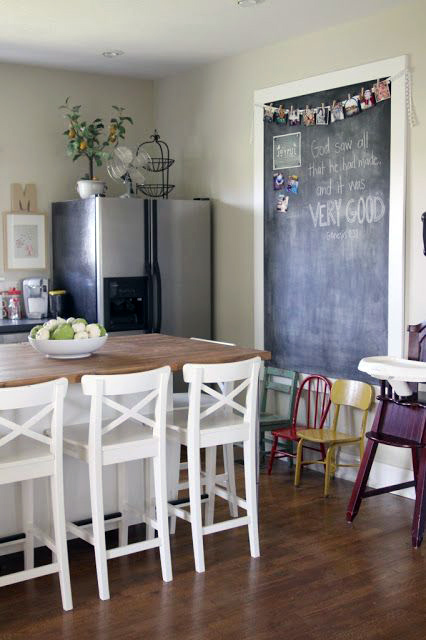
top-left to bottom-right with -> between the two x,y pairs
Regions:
346,322 -> 426,547
267,374 -> 332,474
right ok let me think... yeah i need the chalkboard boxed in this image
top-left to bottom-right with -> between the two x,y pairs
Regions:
264,81 -> 391,381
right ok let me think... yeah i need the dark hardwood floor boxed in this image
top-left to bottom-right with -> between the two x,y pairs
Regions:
0,463 -> 425,640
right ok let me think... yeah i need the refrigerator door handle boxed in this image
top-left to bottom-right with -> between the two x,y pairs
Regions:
153,260 -> 162,333
144,199 -> 154,332
152,200 -> 162,333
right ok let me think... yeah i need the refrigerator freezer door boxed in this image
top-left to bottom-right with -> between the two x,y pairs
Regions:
156,199 -> 211,339
52,199 -> 98,322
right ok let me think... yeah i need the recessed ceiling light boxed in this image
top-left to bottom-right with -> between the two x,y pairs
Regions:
102,50 -> 124,58
238,0 -> 264,6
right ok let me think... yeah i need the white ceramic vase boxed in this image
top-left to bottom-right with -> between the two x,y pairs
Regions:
76,179 -> 106,199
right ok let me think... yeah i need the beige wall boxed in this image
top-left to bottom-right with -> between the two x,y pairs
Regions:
0,62 -> 154,289
153,0 -> 426,350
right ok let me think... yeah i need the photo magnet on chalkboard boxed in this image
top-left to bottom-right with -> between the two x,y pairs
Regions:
273,172 -> 285,190
276,195 -> 289,213
286,175 -> 299,194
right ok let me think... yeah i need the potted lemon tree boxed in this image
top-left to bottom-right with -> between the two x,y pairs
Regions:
59,97 -> 133,198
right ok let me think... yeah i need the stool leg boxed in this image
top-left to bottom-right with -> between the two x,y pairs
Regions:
88,458 -> 109,601
288,440 -> 294,469
346,439 -> 378,523
204,446 -> 217,526
294,439 -> 303,486
188,444 -> 205,573
21,480 -> 34,570
169,445 -> 181,536
223,444 -> 238,517
243,436 -> 260,558
117,463 -> 129,547
324,446 -> 334,497
153,455 -> 173,582
412,448 -> 426,548
144,458 -> 155,540
412,447 -> 419,488
267,436 -> 279,475
50,473 -> 73,611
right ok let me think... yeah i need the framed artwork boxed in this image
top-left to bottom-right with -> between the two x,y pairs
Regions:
3,212 -> 47,270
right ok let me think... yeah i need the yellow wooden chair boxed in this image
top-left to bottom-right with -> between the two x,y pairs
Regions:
294,379 -> 374,497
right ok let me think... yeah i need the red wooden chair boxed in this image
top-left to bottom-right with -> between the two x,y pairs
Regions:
267,374 -> 332,474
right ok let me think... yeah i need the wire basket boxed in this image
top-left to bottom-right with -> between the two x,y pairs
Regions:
136,183 -> 175,198
136,130 -> 174,198
143,157 -> 175,173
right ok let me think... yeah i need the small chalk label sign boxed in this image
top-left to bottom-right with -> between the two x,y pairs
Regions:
273,132 -> 301,170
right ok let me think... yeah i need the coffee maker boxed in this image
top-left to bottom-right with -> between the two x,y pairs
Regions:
22,278 -> 48,319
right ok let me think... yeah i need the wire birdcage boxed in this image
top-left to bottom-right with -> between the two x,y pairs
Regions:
135,130 -> 175,199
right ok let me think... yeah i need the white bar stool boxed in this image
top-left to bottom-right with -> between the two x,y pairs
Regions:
167,357 -> 261,573
0,378 -> 72,611
172,338 -> 239,526
61,366 -> 172,600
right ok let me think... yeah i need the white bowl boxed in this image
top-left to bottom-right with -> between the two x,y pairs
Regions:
28,335 -> 108,359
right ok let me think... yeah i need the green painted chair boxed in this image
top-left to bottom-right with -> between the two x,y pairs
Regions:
260,367 -> 298,464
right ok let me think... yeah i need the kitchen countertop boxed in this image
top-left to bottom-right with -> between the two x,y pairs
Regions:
0,333 -> 271,387
0,318 -> 44,334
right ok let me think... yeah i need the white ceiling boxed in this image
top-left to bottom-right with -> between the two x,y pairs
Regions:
0,0 -> 404,78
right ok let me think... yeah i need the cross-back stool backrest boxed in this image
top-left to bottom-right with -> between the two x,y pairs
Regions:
291,374 -> 332,436
183,357 -> 261,439
190,338 -> 236,395
330,379 -> 374,437
0,378 -> 68,457
81,367 -> 171,449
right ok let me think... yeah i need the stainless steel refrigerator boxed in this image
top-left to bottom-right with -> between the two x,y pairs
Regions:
51,197 -> 211,339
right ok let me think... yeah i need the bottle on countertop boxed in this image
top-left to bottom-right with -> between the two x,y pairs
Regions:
6,288 -> 23,320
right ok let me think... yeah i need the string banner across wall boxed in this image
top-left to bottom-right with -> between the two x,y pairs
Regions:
263,72 -> 416,128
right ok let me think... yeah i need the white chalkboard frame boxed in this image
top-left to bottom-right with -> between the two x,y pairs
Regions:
254,56 -> 407,363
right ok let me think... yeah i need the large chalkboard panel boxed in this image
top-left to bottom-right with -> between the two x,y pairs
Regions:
264,81 -> 390,381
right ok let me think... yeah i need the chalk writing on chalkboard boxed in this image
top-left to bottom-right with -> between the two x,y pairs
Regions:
306,129 -> 385,236
273,133 -> 301,170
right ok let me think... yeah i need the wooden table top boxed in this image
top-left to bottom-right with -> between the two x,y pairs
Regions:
0,334 -> 271,388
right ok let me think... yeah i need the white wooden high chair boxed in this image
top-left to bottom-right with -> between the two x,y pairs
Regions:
0,378 -> 72,611
61,367 -> 172,600
167,357 -> 261,573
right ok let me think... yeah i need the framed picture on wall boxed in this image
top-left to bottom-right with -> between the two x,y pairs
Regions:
3,212 -> 47,270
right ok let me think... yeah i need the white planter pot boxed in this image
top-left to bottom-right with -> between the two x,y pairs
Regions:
76,179 -> 106,199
